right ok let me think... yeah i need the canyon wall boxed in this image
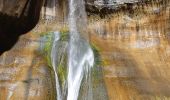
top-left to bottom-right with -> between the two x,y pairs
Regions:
0,1 -> 170,99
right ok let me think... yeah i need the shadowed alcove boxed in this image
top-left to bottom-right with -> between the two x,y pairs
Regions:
0,0 -> 43,55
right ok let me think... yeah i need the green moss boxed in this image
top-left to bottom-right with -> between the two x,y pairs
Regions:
91,43 -> 102,66
43,33 -> 53,68
40,31 -> 51,37
91,43 -> 110,66
42,32 -> 104,89
90,43 -> 102,86
41,31 -> 68,89
58,63 -> 67,88
59,27 -> 69,41
42,29 -> 69,68
102,59 -> 110,66
57,47 -> 68,88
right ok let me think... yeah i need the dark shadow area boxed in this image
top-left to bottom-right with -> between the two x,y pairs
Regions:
0,0 -> 43,55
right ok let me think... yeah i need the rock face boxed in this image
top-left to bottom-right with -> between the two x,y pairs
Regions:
0,0 -> 43,54
0,33 -> 55,100
85,0 -> 167,17
0,0 -> 28,17
0,0 -> 170,100
87,1 -> 170,99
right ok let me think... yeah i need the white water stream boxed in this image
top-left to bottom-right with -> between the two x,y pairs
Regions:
67,0 -> 94,100
50,0 -> 94,100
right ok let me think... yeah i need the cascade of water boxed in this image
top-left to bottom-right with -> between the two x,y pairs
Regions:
51,32 -> 62,100
67,0 -> 94,100
50,0 -> 94,100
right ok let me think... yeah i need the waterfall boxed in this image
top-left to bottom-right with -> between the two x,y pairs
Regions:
67,0 -> 94,100
51,32 -> 62,100
50,0 -> 94,100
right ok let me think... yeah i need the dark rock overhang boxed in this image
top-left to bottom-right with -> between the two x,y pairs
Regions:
0,0 -> 43,54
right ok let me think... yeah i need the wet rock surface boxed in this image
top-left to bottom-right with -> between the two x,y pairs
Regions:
88,1 -> 170,99
0,0 -> 169,100
0,33 -> 55,100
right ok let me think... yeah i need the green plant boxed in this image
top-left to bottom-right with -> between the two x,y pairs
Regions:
90,43 -> 103,86
91,43 -> 102,66
58,63 -> 67,88
42,31 -> 68,88
43,33 -> 53,68
60,27 -> 69,41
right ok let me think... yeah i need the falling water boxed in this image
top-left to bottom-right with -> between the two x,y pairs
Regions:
51,32 -> 62,100
67,0 -> 94,100
50,0 -> 94,99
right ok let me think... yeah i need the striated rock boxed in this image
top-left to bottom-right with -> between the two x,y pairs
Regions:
0,33 -> 55,100
85,0 -> 168,18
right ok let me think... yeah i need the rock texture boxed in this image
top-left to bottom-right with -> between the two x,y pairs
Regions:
0,33 -> 55,100
0,0 -> 43,54
87,1 -> 170,99
85,0 -> 167,17
0,0 -> 169,100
